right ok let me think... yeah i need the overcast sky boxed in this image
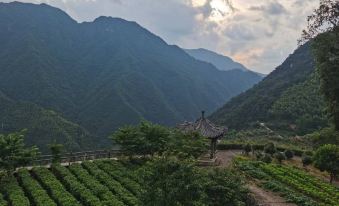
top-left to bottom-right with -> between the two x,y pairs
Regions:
1,0 -> 319,74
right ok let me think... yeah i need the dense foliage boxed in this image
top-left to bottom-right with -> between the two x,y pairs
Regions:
0,131 -> 38,176
313,144 -> 339,183
312,27 -> 339,131
0,2 -> 262,151
0,93 -> 95,153
269,73 -> 327,135
112,121 -> 208,158
300,0 -> 339,132
210,43 -> 320,134
139,157 -> 248,206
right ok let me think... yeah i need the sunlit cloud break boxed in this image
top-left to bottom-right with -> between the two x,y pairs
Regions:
0,0 -> 319,74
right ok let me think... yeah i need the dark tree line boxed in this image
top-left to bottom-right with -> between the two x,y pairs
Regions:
300,0 -> 339,131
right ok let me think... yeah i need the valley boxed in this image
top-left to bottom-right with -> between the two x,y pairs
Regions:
0,1 -> 338,206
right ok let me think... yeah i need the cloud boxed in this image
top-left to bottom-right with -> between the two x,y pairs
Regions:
249,1 -> 287,16
0,0 -> 319,74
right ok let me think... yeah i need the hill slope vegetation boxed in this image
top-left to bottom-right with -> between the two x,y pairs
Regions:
210,43 -> 328,135
0,2 -> 262,150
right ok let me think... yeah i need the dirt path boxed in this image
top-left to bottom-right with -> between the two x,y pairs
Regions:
248,184 -> 296,206
216,150 -> 297,206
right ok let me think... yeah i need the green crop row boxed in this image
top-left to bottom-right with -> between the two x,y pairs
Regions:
32,167 -> 81,206
271,165 -> 339,198
17,169 -> 56,206
261,164 -> 338,206
52,165 -> 103,206
82,162 -> 140,206
95,160 -> 142,196
234,159 -> 325,206
1,175 -> 30,206
68,163 -> 124,206
262,181 -> 317,206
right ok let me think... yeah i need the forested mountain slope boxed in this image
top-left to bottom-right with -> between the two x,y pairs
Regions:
210,43 -> 328,135
184,48 -> 248,71
0,2 -> 262,150
0,91 -> 94,152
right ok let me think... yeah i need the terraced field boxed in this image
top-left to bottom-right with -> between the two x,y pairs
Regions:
0,160 -> 141,206
235,158 -> 339,206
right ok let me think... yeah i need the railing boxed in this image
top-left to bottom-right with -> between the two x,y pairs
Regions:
32,149 -> 123,166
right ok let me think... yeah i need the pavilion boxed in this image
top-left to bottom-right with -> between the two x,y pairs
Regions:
178,111 -> 227,159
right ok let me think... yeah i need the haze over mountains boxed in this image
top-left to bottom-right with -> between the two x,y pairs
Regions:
0,2 -> 262,151
184,48 -> 248,72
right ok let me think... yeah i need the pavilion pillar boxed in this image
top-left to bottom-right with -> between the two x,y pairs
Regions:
210,139 -> 216,159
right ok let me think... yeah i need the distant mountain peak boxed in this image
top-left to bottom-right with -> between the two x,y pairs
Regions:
184,48 -> 248,72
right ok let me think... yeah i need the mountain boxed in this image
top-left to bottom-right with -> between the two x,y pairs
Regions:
210,43 -> 328,135
184,48 -> 246,71
0,2 -> 262,150
0,90 -> 94,153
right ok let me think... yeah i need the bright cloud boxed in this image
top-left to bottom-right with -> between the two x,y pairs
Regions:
0,0 -> 319,74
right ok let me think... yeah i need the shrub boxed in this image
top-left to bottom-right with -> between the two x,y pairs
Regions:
243,143 -> 252,155
255,152 -> 263,160
262,154 -> 272,163
264,143 -> 276,155
284,150 -> 294,159
274,152 -> 286,164
302,155 -> 312,167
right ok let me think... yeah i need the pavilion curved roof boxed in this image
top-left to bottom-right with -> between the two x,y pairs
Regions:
178,111 -> 227,139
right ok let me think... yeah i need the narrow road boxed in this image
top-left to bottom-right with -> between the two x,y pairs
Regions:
216,150 -> 296,206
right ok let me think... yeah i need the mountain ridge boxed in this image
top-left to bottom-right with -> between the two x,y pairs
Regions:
0,2 -> 262,150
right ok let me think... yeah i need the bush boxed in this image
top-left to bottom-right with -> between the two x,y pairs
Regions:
262,154 -> 272,163
243,143 -> 252,155
255,152 -> 263,160
302,155 -> 312,167
274,152 -> 286,164
284,150 -> 294,159
264,143 -> 276,155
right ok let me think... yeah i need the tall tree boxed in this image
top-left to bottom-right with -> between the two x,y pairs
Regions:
48,141 -> 64,165
0,131 -> 39,177
300,0 -> 339,130
313,144 -> 339,183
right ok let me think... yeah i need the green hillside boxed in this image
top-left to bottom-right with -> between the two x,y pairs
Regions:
210,43 -> 328,135
0,91 -> 94,153
0,2 -> 262,149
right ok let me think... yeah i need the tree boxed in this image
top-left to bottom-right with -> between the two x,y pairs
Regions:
313,144 -> 339,183
111,121 -> 170,156
139,157 -> 206,206
0,131 -> 39,176
284,150 -> 294,160
243,143 -> 252,155
112,121 -> 208,158
299,0 -> 339,44
166,130 -> 208,159
300,0 -> 339,131
48,141 -> 64,164
264,142 -> 276,155
274,152 -> 286,164
139,156 -> 248,206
